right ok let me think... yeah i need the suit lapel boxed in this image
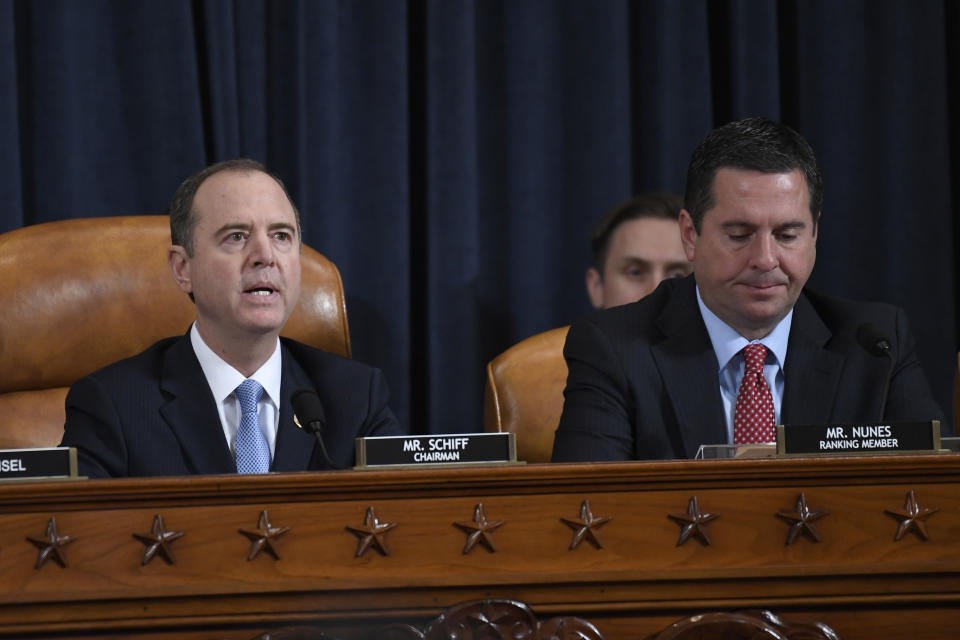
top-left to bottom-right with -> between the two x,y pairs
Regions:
159,334 -> 236,474
651,279 -> 727,457
781,292 -> 845,425
272,343 -> 320,472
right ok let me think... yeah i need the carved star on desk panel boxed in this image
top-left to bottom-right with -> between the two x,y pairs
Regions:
776,493 -> 829,545
346,506 -> 398,557
133,514 -> 184,565
27,517 -> 75,569
238,510 -> 290,561
560,500 -> 611,550
885,490 -> 938,542
453,503 -> 504,554
668,496 -> 719,547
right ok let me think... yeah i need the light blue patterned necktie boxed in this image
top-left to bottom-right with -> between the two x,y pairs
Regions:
234,379 -> 271,474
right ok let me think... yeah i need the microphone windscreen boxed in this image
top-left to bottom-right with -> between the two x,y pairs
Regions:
291,388 -> 326,433
856,323 -> 892,357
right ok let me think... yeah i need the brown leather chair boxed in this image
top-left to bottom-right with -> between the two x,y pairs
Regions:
0,215 -> 351,450
484,326 -> 569,463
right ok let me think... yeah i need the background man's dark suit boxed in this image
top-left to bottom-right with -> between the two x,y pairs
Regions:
61,334 -> 401,477
552,276 -> 944,462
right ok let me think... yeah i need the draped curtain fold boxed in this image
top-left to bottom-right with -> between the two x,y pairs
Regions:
1,0 -> 955,432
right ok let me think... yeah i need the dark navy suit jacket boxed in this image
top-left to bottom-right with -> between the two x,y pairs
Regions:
61,334 -> 402,477
552,276 -> 944,462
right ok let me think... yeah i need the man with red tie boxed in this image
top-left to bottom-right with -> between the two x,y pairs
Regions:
552,117 -> 943,462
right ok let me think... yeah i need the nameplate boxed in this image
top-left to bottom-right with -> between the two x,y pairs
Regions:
0,447 -> 79,481
776,421 -> 941,456
355,433 -> 517,469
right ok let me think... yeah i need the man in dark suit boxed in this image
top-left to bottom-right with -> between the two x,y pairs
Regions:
61,158 -> 402,477
552,117 -> 943,462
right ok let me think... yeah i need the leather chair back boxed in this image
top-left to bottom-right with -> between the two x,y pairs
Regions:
484,326 -> 569,463
0,215 -> 350,449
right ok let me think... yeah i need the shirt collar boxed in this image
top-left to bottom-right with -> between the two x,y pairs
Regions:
190,324 -> 282,408
695,286 -> 792,372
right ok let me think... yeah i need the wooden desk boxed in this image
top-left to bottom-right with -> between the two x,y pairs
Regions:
1,455 -> 958,639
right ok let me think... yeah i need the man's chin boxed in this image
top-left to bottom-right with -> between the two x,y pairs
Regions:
236,311 -> 291,336
738,301 -> 793,332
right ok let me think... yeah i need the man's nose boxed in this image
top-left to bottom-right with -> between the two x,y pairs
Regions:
750,234 -> 778,271
248,232 -> 276,266
649,267 -> 667,293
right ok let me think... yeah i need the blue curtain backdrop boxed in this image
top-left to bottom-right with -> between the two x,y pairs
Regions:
1,0 -> 956,432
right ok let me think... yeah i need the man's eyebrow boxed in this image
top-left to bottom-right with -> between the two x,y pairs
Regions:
214,221 -> 252,235
212,221 -> 297,236
720,221 -> 757,231
776,220 -> 808,231
719,220 -> 809,231
619,256 -> 652,267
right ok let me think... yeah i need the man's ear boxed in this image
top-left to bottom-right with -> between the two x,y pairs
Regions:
168,245 -> 193,295
678,209 -> 698,262
585,267 -> 604,309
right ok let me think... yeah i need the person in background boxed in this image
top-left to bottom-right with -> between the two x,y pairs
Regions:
585,192 -> 692,309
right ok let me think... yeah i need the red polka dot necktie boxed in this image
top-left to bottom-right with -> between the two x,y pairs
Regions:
733,343 -> 776,444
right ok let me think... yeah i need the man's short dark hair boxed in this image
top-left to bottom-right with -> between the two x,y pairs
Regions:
683,117 -> 822,233
590,192 -> 683,274
168,157 -> 301,255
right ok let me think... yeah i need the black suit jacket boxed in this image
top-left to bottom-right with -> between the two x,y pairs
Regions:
552,276 -> 944,462
60,334 -> 403,477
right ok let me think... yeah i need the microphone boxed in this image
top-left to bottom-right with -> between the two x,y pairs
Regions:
291,388 -> 340,470
856,323 -> 894,421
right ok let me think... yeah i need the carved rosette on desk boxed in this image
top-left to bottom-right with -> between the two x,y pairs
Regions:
422,599 -> 605,640
648,609 -> 842,640
251,599 -> 608,640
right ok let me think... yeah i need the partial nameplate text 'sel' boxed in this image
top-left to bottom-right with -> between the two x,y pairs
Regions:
0,447 -> 78,481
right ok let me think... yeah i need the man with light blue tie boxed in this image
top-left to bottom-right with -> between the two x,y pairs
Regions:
61,158 -> 403,477
552,117 -> 943,462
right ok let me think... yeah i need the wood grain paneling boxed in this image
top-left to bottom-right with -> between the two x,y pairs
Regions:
1,455 -> 958,638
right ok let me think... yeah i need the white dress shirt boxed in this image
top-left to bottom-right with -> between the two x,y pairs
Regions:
189,324 -> 282,459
